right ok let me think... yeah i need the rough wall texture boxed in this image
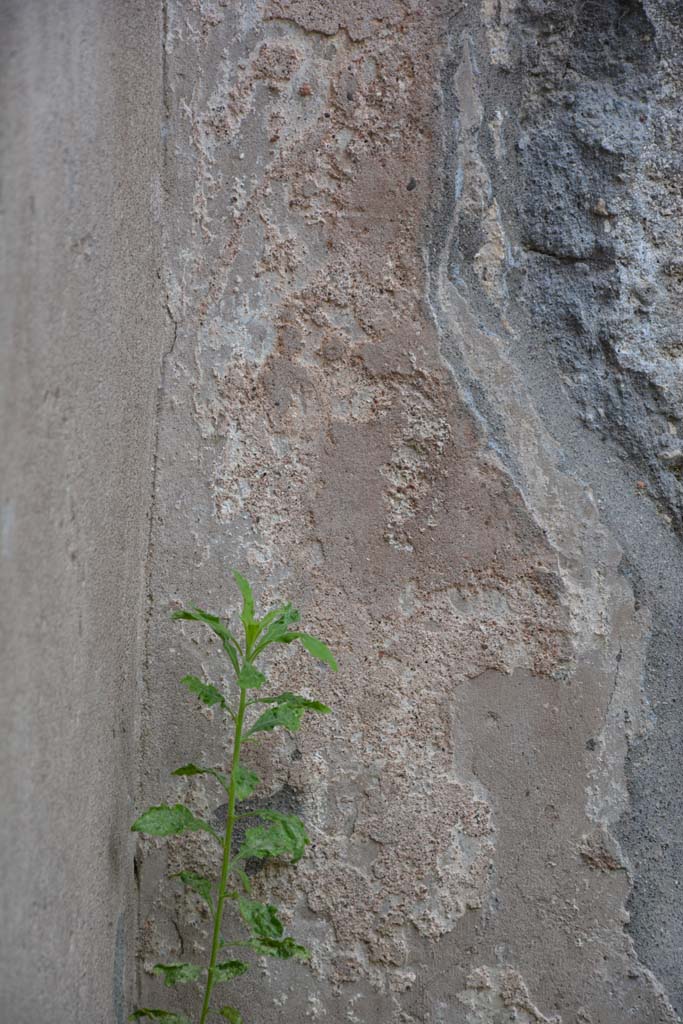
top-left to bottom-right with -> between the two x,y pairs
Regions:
137,1 -> 683,1022
0,2 -> 167,1021
3,1 -> 683,1022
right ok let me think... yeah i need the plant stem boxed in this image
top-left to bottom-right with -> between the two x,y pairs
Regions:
198,684 -> 248,1024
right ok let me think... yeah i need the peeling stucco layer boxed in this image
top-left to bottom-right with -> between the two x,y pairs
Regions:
139,3 -> 683,1023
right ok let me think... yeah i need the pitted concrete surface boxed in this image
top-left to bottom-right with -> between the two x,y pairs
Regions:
2,2 -> 682,1022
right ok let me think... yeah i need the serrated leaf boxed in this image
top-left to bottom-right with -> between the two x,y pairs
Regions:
246,692 -> 331,738
129,1011 -> 191,1023
172,607 -> 241,675
152,963 -> 203,987
131,804 -> 215,838
238,898 -> 284,940
172,763 -> 229,791
248,936 -> 309,960
213,960 -> 249,982
179,675 -> 226,709
247,703 -> 302,736
217,1008 -> 243,1024
172,870 -> 213,906
236,811 -> 309,864
292,632 -> 338,671
233,765 -> 259,801
237,663 -> 266,690
262,810 -> 309,846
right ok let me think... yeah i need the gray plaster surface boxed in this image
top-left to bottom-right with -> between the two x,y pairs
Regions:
2,2 -> 683,1023
0,1 -> 167,1020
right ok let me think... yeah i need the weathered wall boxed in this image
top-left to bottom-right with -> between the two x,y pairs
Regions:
137,2 -> 683,1023
0,2 -> 166,1021
3,1 -> 683,1022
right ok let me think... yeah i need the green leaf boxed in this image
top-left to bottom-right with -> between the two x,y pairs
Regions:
292,632 -> 338,671
179,675 -> 227,709
237,663 -> 266,691
246,692 -> 331,738
129,1011 -> 191,1023
233,765 -> 259,801
232,570 -> 255,622
251,606 -> 301,658
234,867 -> 251,894
256,602 -> 298,634
256,692 -> 331,711
236,810 -> 309,864
172,763 -> 229,791
213,960 -> 249,982
247,936 -> 309,960
172,607 -> 241,675
217,1008 -> 243,1024
232,571 -> 258,651
131,804 -> 215,838
238,898 -> 284,940
172,870 -> 213,906
247,702 -> 302,736
152,963 -> 203,987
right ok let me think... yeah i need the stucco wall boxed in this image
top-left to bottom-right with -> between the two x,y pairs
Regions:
0,2 -> 166,1021
2,2 -> 683,1023
138,2 -> 683,1022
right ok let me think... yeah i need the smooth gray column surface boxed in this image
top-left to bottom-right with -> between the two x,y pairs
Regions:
0,3 -> 166,1020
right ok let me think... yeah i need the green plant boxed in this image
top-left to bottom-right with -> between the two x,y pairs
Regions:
130,571 -> 337,1024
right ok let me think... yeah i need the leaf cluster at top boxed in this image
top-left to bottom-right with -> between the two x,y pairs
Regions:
172,572 -> 337,678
